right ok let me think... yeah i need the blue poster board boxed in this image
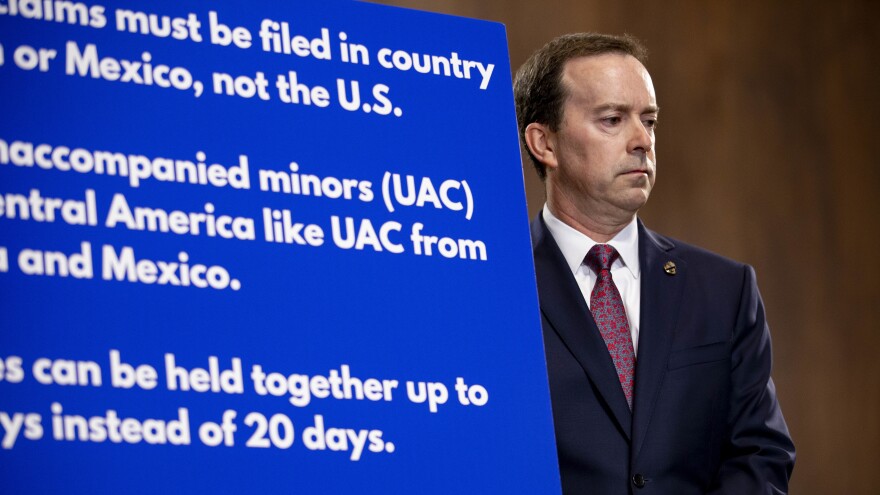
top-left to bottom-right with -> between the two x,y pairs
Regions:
0,1 -> 561,492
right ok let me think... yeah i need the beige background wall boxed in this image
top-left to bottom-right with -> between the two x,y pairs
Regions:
376,1 -> 879,492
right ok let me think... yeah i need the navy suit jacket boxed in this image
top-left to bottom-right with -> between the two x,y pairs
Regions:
532,214 -> 795,494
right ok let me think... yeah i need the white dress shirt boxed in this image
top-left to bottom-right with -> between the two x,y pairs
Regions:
542,206 -> 642,355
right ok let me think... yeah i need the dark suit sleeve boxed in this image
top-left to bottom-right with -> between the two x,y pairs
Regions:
708,265 -> 795,494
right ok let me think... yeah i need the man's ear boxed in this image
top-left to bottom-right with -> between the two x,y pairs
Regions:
524,123 -> 559,170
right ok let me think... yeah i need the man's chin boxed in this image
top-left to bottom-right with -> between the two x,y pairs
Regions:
616,190 -> 651,213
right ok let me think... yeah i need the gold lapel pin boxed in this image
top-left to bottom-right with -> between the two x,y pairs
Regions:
663,261 -> 677,275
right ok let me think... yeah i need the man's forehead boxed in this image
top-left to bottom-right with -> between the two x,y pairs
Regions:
561,54 -> 657,108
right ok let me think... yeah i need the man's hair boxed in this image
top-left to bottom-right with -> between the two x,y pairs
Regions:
514,33 -> 648,179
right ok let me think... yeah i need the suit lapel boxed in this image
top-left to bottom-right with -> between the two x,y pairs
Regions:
532,215 -> 633,440
631,221 -> 686,457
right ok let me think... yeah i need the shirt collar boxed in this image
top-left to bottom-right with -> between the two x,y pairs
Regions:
542,205 -> 641,279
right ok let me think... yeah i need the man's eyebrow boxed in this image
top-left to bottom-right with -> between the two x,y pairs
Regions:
592,103 -> 660,114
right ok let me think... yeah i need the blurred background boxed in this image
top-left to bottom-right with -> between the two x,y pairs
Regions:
375,1 -> 879,492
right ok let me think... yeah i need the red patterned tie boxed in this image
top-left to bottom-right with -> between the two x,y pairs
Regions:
585,244 -> 636,409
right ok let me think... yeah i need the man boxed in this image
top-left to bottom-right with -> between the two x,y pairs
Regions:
514,33 -> 795,493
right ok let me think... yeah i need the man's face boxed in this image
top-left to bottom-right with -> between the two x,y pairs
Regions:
547,54 -> 658,225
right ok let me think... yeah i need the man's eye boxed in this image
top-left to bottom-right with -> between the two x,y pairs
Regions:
643,119 -> 657,129
602,116 -> 621,125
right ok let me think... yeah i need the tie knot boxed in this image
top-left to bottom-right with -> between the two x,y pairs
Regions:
585,244 -> 619,273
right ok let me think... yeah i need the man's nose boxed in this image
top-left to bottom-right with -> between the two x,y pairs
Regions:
628,119 -> 654,154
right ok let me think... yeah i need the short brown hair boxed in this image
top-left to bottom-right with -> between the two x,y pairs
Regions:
514,33 -> 648,179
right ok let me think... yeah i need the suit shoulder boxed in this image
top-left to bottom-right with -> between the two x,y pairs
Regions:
644,227 -> 751,277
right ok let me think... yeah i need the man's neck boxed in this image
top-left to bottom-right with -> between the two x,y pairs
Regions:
546,202 -> 636,244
